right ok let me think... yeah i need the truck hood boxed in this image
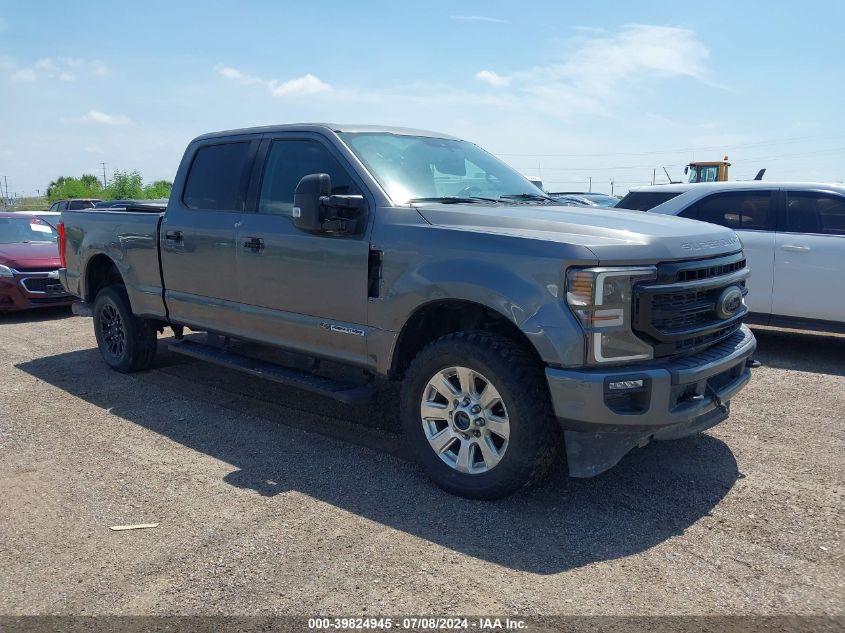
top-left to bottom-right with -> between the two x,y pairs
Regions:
0,242 -> 61,270
415,203 -> 742,263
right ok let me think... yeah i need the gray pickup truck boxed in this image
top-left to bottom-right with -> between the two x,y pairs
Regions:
59,124 -> 757,499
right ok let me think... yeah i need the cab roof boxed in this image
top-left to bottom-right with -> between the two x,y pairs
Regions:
628,181 -> 845,194
194,123 -> 460,143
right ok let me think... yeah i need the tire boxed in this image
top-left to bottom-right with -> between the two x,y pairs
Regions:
400,331 -> 560,500
92,285 -> 157,373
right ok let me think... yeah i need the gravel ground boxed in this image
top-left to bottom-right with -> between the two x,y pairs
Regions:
0,308 -> 842,617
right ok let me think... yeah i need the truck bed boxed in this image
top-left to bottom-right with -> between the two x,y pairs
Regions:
60,208 -> 167,320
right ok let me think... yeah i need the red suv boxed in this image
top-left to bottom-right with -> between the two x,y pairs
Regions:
0,213 -> 74,312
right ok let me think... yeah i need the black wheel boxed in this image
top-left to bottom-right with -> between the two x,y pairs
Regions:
400,332 -> 560,500
93,285 -> 157,373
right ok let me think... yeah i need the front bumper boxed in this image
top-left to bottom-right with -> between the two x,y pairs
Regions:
0,271 -> 74,312
546,324 -> 756,477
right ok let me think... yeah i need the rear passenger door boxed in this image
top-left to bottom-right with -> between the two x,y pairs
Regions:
160,138 -> 258,334
772,190 -> 845,322
234,134 -> 372,364
679,190 -> 777,317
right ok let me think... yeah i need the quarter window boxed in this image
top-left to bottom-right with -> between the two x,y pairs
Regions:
693,191 -> 773,231
258,140 -> 355,216
615,191 -> 682,211
785,191 -> 845,235
183,142 -> 252,211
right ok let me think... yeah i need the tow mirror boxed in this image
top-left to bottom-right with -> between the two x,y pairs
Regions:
293,173 -> 366,233
293,173 -> 331,231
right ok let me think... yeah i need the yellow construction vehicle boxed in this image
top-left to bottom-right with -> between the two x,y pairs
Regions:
685,156 -> 730,183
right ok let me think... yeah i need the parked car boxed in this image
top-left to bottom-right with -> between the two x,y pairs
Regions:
631,181 -> 845,332
59,123 -> 756,499
549,192 -> 620,208
547,194 -> 595,207
18,210 -> 61,225
0,212 -> 74,312
48,199 -> 101,212
93,199 -> 143,209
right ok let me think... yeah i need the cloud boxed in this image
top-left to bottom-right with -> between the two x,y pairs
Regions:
271,74 -> 331,97
82,110 -> 134,126
11,68 -> 36,82
474,24 -> 713,117
475,70 -> 510,87
5,57 -> 109,82
216,65 -> 332,98
451,15 -> 506,24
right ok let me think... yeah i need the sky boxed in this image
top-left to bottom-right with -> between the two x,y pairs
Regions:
1,0 -> 843,197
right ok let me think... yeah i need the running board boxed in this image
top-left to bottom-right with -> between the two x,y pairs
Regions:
168,339 -> 375,405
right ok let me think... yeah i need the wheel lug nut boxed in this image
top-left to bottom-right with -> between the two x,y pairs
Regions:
470,404 -> 481,414
462,397 -> 471,406
473,430 -> 481,437
473,418 -> 485,427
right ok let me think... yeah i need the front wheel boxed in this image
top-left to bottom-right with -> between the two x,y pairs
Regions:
400,332 -> 560,499
93,285 -> 157,373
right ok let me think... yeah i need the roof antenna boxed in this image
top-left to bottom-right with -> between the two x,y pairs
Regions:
754,169 -> 766,181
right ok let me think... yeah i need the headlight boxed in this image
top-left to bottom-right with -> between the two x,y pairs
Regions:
0,264 -> 14,277
566,266 -> 656,364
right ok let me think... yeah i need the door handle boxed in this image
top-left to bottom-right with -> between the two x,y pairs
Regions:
165,230 -> 183,243
243,237 -> 264,251
781,244 -> 810,253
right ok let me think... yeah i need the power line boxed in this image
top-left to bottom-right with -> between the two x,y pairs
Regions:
493,132 -> 845,158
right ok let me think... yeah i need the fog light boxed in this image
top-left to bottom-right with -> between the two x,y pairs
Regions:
608,379 -> 644,391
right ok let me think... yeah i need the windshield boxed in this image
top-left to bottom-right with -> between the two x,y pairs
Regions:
0,217 -> 58,243
339,132 -> 546,205
689,166 -> 720,183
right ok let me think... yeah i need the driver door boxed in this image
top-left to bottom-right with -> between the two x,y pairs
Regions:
235,135 -> 372,364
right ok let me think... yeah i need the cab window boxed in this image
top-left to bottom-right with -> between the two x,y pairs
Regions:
785,191 -> 845,235
183,142 -> 252,211
258,140 -> 355,216
685,191 -> 773,231
615,191 -> 681,211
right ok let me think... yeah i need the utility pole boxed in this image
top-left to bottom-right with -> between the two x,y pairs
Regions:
4,176 -> 8,205
588,176 -> 592,192
610,179 -> 615,196
652,168 -> 656,185
101,163 -> 108,188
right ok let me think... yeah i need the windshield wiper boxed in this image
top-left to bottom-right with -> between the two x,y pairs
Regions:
498,193 -> 555,203
408,196 -> 500,205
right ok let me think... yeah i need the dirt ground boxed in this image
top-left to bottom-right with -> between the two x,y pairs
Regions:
1,308 -> 842,617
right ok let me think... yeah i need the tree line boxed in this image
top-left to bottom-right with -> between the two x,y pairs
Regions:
46,170 -> 172,202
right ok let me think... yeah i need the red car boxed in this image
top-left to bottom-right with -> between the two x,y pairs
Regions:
0,212 -> 74,312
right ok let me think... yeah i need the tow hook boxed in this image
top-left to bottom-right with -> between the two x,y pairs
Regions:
746,358 -> 762,368
706,384 -> 728,414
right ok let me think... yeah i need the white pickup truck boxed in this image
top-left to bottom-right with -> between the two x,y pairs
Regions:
619,181 -> 845,332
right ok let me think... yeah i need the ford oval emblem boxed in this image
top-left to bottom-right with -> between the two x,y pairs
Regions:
716,285 -> 744,319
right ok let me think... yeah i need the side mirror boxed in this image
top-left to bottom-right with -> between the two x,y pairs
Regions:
293,173 -> 366,233
293,173 -> 331,231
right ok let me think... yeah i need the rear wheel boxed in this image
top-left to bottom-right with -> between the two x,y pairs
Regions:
93,285 -> 157,373
401,332 -> 559,499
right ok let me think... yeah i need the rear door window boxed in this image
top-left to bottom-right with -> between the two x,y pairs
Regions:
689,191 -> 774,231
785,191 -> 845,235
183,142 -> 252,211
615,191 -> 682,211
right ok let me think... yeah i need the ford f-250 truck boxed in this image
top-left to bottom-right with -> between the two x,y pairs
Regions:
59,124 -> 757,499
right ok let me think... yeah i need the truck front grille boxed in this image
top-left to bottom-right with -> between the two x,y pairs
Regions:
633,252 -> 749,358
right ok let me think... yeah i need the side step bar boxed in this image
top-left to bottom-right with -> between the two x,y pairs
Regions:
168,339 -> 375,405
